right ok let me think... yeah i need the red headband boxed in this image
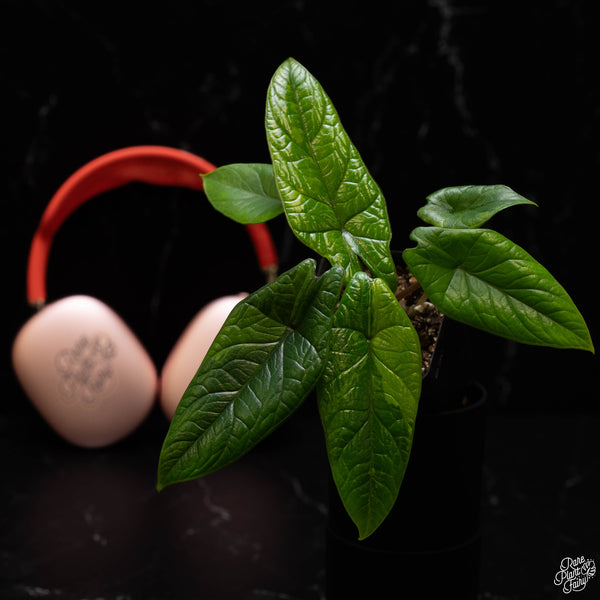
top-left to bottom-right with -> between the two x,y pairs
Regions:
26,145 -> 278,306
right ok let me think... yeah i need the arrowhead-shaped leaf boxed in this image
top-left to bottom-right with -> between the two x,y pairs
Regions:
417,185 -> 537,229
265,58 -> 397,291
157,259 -> 344,490
404,227 -> 594,352
202,163 -> 283,224
317,272 -> 422,540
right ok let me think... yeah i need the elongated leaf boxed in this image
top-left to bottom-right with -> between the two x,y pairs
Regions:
417,185 -> 536,229
202,163 -> 283,224
157,260 -> 344,490
404,227 -> 594,352
317,272 -> 422,539
265,57 -> 397,291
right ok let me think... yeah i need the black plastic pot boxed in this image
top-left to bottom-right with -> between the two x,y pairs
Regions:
325,315 -> 487,599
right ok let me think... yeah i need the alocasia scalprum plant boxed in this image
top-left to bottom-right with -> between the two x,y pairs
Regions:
157,58 -> 594,540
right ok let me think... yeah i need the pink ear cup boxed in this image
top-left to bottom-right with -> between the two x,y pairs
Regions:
159,293 -> 248,420
12,296 -> 158,448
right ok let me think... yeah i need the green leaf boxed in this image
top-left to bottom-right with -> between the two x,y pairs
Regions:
417,185 -> 537,229
157,259 -> 344,490
404,227 -> 594,352
201,163 -> 283,224
265,57 -> 397,291
317,272 -> 422,540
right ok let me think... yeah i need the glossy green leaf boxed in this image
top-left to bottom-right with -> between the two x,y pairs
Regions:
201,163 -> 283,224
265,57 -> 397,291
317,272 -> 422,540
404,227 -> 594,352
417,185 -> 537,229
157,259 -> 344,490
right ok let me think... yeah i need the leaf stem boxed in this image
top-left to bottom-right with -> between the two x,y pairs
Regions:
396,279 -> 422,301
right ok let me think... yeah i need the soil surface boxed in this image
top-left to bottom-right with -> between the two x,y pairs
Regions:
394,264 -> 444,376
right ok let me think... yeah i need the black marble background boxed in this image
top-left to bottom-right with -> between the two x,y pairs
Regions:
3,1 -> 599,599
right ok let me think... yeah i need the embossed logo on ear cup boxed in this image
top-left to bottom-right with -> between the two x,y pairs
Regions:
54,332 -> 118,405
12,296 -> 158,448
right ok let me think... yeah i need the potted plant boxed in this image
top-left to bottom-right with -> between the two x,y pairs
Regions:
156,58 -> 593,595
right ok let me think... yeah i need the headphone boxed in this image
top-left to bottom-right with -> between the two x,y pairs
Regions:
12,146 -> 278,448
